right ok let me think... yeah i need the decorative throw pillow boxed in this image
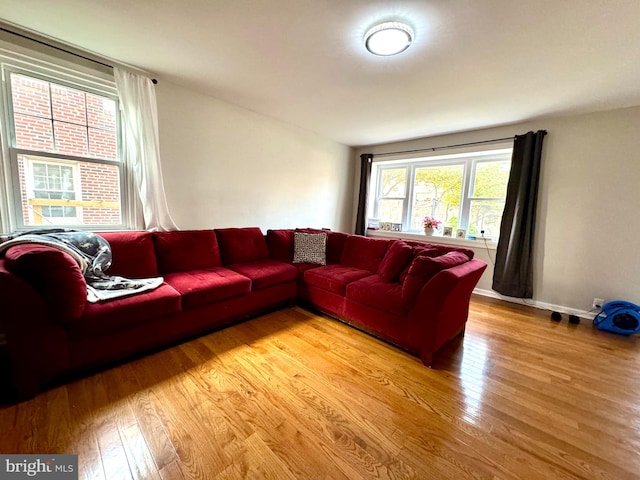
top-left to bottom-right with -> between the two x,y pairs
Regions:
296,228 -> 348,264
398,246 -> 438,284
292,232 -> 327,265
402,251 -> 471,308
378,240 -> 413,283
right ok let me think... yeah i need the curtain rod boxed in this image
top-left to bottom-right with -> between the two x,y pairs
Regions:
371,136 -> 515,158
0,26 -> 158,84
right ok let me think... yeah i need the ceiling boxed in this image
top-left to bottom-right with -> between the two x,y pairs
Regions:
0,0 -> 639,146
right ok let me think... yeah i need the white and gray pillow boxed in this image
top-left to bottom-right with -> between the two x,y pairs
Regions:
292,232 -> 327,265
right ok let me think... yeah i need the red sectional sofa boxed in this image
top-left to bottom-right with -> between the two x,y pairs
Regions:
0,227 -> 487,400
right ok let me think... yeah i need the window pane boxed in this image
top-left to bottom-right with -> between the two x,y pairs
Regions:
411,164 -> 464,230
33,177 -> 46,189
80,162 -> 122,225
17,154 -> 121,227
11,74 -> 51,117
469,199 -> 505,237
33,164 -> 46,176
88,127 -> 117,160
380,168 -> 406,198
13,114 -> 54,151
47,168 -> 62,190
378,199 -> 404,223
87,94 -> 116,130
87,94 -> 117,160
51,84 -> 87,125
53,121 -> 89,157
473,161 -> 511,198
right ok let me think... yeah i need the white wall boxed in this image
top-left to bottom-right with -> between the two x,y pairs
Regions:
155,80 -> 354,232
356,106 -> 640,314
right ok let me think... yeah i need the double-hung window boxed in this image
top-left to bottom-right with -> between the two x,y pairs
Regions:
1,59 -> 125,231
370,146 -> 512,239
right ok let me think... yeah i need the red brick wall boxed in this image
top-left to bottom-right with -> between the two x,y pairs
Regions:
10,73 -> 121,226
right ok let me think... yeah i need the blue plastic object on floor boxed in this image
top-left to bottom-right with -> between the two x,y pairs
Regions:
593,301 -> 640,336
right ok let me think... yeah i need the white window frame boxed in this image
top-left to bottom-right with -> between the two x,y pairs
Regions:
0,47 -> 131,232
369,146 -> 513,237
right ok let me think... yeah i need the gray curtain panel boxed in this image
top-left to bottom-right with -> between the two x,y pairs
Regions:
492,130 -> 547,298
355,153 -> 373,235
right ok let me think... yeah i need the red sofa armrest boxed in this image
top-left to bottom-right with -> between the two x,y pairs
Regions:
0,259 -> 70,399
408,258 -> 487,365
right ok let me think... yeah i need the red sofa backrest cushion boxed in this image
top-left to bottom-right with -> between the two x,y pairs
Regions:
98,231 -> 159,278
326,231 -> 349,265
402,251 -> 471,307
154,230 -> 222,274
378,240 -> 414,283
340,235 -> 389,272
216,227 -> 269,265
4,244 -> 86,322
404,240 -> 474,260
267,229 -> 295,262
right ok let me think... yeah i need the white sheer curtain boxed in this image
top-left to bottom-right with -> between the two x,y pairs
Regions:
114,67 -> 178,231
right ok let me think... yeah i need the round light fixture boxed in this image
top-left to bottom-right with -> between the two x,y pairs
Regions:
364,22 -> 414,56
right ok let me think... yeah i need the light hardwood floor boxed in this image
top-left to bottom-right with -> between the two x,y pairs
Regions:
1,295 -> 639,479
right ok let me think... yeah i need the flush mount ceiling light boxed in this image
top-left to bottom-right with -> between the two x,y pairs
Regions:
364,21 -> 414,56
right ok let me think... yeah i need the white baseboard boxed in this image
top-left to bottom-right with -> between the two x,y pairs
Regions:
473,288 -> 597,320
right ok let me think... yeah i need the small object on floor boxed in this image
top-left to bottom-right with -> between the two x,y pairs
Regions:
551,311 -> 562,321
568,314 -> 580,325
594,300 -> 640,336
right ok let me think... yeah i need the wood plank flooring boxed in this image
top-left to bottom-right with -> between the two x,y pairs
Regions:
1,295 -> 639,479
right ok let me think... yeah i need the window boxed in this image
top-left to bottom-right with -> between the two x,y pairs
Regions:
370,147 -> 512,239
1,67 -> 124,230
25,158 -> 80,224
378,167 -> 407,224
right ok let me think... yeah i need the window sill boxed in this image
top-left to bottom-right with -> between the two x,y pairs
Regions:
366,229 -> 498,250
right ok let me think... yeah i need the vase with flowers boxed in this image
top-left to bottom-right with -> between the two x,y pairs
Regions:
423,216 -> 441,235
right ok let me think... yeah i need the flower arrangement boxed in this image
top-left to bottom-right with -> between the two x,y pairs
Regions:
423,216 -> 442,229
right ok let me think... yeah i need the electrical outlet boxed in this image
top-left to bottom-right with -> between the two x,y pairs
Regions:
593,297 -> 605,309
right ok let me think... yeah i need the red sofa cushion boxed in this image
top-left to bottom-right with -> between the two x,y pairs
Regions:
267,229 -> 295,262
303,265 -> 374,295
378,240 -> 413,283
292,262 -> 321,280
405,240 -> 475,260
164,267 -> 251,309
154,230 -> 222,274
326,231 -> 349,264
98,231 -> 158,278
228,260 -> 298,291
216,228 -> 269,265
346,275 -> 405,316
71,283 -> 182,337
402,251 -> 471,308
340,236 -> 389,272
398,246 -> 439,283
4,244 -> 86,322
